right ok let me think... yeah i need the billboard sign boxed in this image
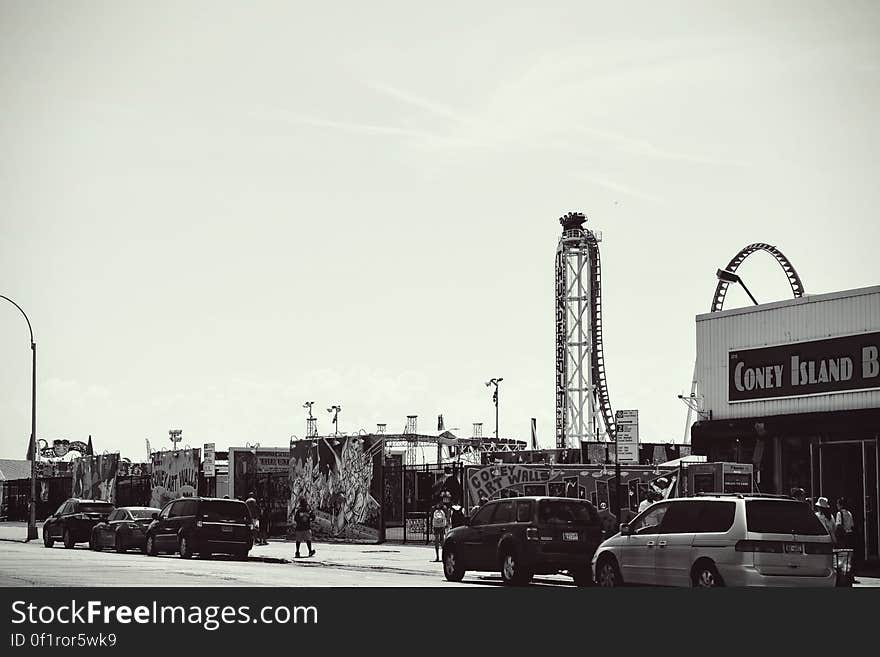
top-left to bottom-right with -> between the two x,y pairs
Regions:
615,410 -> 639,464
203,443 -> 216,478
728,332 -> 880,402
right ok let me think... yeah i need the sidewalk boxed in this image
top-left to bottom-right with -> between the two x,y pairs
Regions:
0,522 -> 442,576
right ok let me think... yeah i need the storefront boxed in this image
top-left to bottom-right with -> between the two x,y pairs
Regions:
690,286 -> 880,564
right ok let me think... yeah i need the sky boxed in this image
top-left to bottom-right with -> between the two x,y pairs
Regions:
1,1 -> 879,460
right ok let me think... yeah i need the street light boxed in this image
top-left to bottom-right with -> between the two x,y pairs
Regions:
0,294 -> 38,541
716,269 -> 759,306
327,405 -> 342,437
485,378 -> 503,440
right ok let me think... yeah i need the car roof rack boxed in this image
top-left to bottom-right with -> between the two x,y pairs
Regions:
693,493 -> 795,499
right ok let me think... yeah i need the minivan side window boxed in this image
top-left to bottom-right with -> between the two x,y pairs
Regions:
631,503 -> 668,534
516,501 -> 533,522
470,503 -> 496,527
660,502 -> 735,534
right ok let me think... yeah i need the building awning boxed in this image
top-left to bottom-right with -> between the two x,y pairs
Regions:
659,455 -> 708,468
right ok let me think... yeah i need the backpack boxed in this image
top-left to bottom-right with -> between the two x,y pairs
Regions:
432,508 -> 448,528
450,506 -> 466,528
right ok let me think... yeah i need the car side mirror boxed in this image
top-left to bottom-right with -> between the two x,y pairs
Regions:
620,523 -> 632,536
151,513 -> 159,520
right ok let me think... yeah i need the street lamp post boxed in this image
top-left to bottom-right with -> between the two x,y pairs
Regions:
716,269 -> 759,306
485,378 -> 503,440
0,294 -> 38,541
327,405 -> 341,437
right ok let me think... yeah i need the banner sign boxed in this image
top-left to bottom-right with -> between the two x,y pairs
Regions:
615,410 -> 639,464
150,449 -> 200,508
71,453 -> 119,502
203,443 -> 216,478
229,448 -> 290,500
728,331 -> 880,402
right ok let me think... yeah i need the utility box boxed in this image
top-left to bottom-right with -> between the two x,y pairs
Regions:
685,462 -> 754,496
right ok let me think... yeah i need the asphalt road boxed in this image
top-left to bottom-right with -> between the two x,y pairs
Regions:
0,540 -> 575,588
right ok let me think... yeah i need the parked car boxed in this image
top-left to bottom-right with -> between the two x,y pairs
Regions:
441,496 -> 603,586
145,497 -> 253,559
42,498 -> 115,549
592,494 -> 836,587
90,506 -> 161,553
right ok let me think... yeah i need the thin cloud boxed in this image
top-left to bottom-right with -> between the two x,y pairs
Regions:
570,171 -> 666,206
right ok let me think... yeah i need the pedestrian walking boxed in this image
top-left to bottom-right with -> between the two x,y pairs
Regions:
449,502 -> 467,529
293,497 -> 316,558
835,498 -> 855,549
597,502 -> 618,538
431,500 -> 449,562
814,497 -> 835,538
260,499 -> 271,545
245,491 -> 260,545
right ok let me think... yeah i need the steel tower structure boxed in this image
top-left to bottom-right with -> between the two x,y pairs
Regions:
555,212 -> 616,448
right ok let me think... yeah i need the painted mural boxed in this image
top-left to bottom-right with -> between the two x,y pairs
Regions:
71,453 -> 120,502
288,436 -> 383,541
149,449 -> 200,509
464,463 -> 679,522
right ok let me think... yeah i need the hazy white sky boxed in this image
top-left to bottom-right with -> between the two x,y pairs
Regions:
1,1 -> 879,460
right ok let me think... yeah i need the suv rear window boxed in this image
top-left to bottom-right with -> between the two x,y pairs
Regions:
80,503 -> 114,514
200,500 -> 249,522
746,500 -> 826,535
538,500 -> 598,526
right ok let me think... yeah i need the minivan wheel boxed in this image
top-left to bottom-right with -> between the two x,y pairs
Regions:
442,546 -> 465,582
692,561 -> 724,588
597,557 -> 622,587
500,549 -> 529,586
63,529 -> 75,549
179,536 -> 193,559
43,529 -> 54,548
145,535 -> 158,556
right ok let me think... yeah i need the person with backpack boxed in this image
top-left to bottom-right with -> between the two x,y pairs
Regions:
293,497 -> 316,558
449,502 -> 467,529
431,500 -> 450,562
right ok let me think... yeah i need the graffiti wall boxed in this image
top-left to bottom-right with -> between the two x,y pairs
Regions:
71,453 -> 120,502
464,463 -> 679,522
149,449 -> 200,509
288,436 -> 383,541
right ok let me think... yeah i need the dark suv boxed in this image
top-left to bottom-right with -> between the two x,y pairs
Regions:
43,498 -> 115,549
145,497 -> 253,559
441,496 -> 602,586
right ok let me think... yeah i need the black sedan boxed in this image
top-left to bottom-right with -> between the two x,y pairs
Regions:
90,507 -> 161,553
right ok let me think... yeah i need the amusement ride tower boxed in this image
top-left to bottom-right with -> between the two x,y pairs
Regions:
555,212 -> 616,449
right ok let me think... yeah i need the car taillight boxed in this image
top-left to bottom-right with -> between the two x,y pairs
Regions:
735,540 -> 783,553
526,528 -> 540,541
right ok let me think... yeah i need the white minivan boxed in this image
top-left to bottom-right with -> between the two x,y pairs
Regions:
592,495 -> 836,587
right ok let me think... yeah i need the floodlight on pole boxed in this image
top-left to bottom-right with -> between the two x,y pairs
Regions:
716,269 -> 759,306
485,378 -> 503,440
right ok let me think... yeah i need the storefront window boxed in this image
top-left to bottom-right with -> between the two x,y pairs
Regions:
781,437 -> 811,498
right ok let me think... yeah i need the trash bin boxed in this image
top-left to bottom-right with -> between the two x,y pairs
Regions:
833,549 -> 854,587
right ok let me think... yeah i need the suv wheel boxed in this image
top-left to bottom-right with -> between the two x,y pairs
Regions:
500,548 -> 529,586
442,545 -> 465,582
692,561 -> 724,587
63,529 -> 75,549
43,529 -> 54,548
145,534 -> 158,556
179,536 -> 193,559
596,557 -> 622,587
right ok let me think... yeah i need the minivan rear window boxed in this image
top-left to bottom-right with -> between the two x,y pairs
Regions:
538,500 -> 598,526
201,501 -> 249,522
746,501 -> 826,535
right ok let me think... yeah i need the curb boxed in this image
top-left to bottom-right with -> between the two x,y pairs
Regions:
0,537 -> 26,544
287,559 -> 439,577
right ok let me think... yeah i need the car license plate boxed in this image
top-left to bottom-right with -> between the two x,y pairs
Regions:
563,532 -> 578,541
222,526 -> 233,534
784,543 -> 803,554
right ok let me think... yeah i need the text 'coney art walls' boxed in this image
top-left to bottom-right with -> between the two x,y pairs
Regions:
149,448 -> 200,509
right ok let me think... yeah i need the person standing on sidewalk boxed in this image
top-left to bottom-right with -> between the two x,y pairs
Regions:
245,491 -> 260,545
835,498 -> 855,548
259,499 -> 271,545
431,500 -> 449,562
293,497 -> 316,558
814,497 -> 835,538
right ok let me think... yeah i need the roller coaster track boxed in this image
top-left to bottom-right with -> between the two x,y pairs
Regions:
710,243 -> 805,312
586,234 -> 616,440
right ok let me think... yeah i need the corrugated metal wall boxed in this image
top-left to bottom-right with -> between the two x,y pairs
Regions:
696,286 -> 880,420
